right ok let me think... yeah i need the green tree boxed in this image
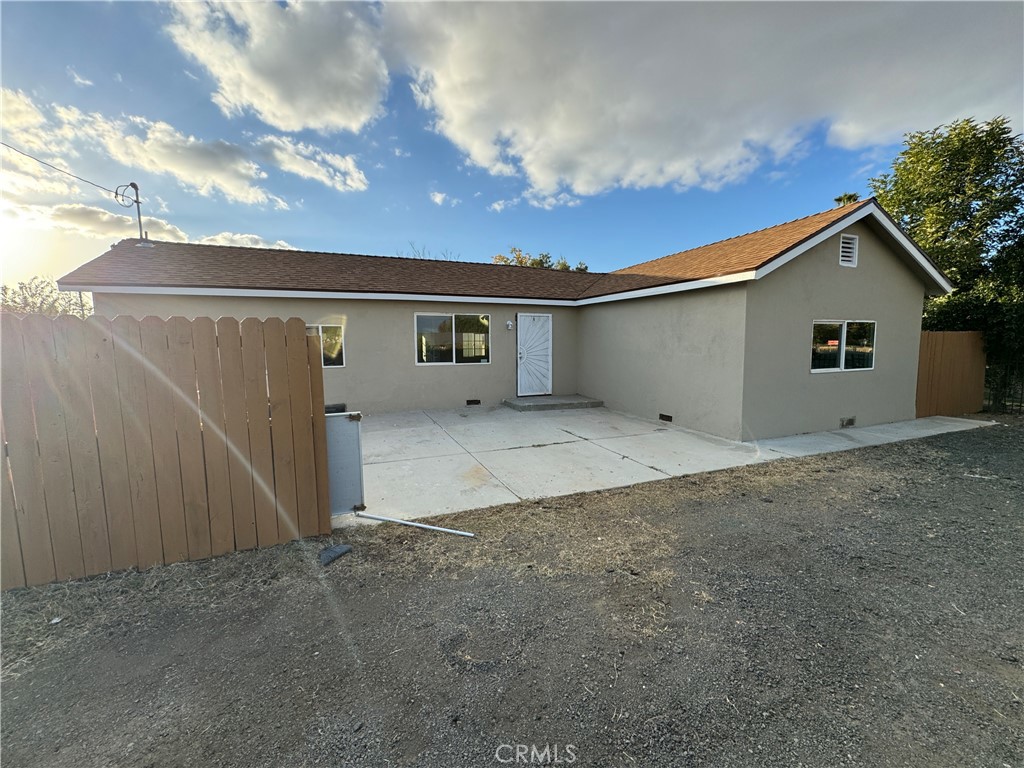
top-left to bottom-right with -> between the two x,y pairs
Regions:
833,192 -> 861,206
869,116 -> 1024,410
492,247 -> 588,272
1,277 -> 92,318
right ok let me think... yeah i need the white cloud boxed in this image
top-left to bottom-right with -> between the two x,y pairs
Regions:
18,202 -> 190,241
382,2 -> 1022,205
1,89 -> 54,152
196,232 -> 296,249
66,67 -> 93,88
53,107 -> 287,208
5,199 -> 292,251
393,147 -> 411,158
429,191 -> 446,206
167,1 -> 388,133
488,198 -> 517,214
257,135 -> 368,193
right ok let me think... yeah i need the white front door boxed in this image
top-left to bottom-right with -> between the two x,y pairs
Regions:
517,313 -> 552,396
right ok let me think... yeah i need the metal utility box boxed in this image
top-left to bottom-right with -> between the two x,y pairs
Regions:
324,409 -> 365,517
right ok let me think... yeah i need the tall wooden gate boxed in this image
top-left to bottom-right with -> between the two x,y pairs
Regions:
916,331 -> 986,418
1,314 -> 330,589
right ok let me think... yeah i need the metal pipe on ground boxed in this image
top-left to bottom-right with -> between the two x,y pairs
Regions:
353,511 -> 475,538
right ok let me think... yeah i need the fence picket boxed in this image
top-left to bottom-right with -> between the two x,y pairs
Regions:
53,316 -> 111,576
241,318 -> 278,547
307,333 -> 331,534
264,318 -> 299,543
0,315 -> 56,585
166,317 -> 211,561
218,318 -> 257,551
1,419 -> 27,589
287,319 -> 319,538
22,315 -> 84,580
112,317 -> 164,568
86,317 -> 139,571
140,316 -> 189,564
194,317 -> 234,556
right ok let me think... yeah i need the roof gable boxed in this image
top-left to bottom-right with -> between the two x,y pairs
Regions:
58,199 -> 952,303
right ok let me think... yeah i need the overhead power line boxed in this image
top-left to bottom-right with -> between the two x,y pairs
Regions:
1,141 -> 119,195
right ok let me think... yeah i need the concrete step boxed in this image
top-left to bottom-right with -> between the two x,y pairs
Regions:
502,395 -> 604,412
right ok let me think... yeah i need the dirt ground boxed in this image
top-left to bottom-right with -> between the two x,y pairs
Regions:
2,418 -> 1022,767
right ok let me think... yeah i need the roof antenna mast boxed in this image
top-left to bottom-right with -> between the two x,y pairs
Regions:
115,182 -> 144,239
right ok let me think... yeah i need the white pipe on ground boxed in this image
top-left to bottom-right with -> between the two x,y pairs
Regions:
354,511 -> 476,538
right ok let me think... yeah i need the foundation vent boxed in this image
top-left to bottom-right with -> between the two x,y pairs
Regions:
659,413 -> 673,423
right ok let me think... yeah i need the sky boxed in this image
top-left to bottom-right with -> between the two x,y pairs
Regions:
1,1 -> 1022,287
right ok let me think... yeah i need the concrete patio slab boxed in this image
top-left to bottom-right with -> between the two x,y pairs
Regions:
595,428 -> 777,475
337,409 -> 994,528
440,418 -> 577,454
361,425 -> 464,464
753,416 -> 992,457
535,408 -> 670,440
361,453 -> 519,519
360,410 -> 437,433
473,439 -> 668,499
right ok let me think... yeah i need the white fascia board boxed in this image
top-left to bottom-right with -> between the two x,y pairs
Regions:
753,202 -> 953,294
65,284 -> 578,307
575,271 -> 756,305
67,271 -> 760,307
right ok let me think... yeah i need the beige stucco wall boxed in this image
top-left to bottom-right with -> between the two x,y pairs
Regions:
93,294 -> 579,413
740,221 -> 926,440
577,285 -> 748,439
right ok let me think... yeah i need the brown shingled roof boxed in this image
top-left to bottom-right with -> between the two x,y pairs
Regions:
59,240 -> 607,301
61,198 -> 921,301
610,199 -> 873,280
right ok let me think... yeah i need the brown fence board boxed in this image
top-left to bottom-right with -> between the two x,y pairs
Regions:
264,318 -> 299,543
287,319 -> 319,538
22,315 -> 84,580
307,333 -> 331,534
193,317 -> 234,556
167,317 -> 211,561
3,314 -> 334,589
917,331 -> 985,417
140,316 -> 189,564
241,318 -> 278,547
53,317 -> 111,576
112,317 -> 163,568
1,315 -> 56,585
217,318 -> 257,551
86,317 -> 138,571
1,420 -> 27,589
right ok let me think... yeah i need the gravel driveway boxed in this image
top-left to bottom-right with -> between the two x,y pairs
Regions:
2,419 -> 1021,767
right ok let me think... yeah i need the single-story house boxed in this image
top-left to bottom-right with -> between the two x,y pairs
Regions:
58,198 -> 952,441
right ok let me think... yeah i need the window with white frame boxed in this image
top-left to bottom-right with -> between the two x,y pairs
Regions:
415,313 -> 490,364
839,234 -> 859,267
306,324 -> 345,367
811,320 -> 875,371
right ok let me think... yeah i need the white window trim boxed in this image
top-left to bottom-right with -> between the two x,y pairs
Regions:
810,319 -> 876,373
413,312 -> 492,366
306,324 -> 345,368
840,233 -> 859,268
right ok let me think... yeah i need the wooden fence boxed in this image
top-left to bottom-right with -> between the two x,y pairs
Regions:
1,314 -> 330,590
916,331 -> 986,418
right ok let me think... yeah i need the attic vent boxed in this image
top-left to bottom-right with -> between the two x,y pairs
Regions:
839,234 -> 858,267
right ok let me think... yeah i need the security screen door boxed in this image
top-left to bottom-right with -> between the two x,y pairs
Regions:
516,313 -> 552,396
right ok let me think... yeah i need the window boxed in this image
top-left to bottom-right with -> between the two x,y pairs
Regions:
307,324 -> 344,367
811,320 -> 875,372
840,234 -> 858,267
415,313 -> 490,364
